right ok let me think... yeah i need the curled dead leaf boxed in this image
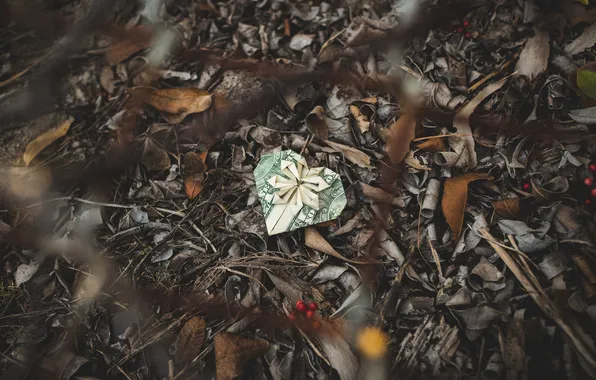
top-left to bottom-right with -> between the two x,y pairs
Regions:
416,137 -> 446,152
442,173 -> 492,240
322,140 -> 371,168
24,116 -> 74,166
175,316 -> 207,363
451,77 -> 507,169
383,114 -> 417,165
492,198 -> 521,219
215,332 -> 268,380
130,87 -> 212,123
350,104 -> 371,133
305,226 -> 368,264
305,105 -> 329,139
531,176 -> 569,201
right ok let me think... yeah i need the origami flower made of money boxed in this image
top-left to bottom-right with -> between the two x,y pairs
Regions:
254,150 -> 347,235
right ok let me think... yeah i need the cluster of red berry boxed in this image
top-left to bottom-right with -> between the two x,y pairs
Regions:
455,20 -> 472,38
289,300 -> 321,329
583,164 -> 596,205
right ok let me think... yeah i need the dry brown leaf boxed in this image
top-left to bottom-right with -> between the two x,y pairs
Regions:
130,87 -> 212,123
183,151 -> 208,200
451,77 -> 507,169
416,137 -> 446,152
305,105 -> 329,139
141,138 -> 170,171
349,105 -> 370,133
106,25 -> 153,64
175,316 -> 207,363
23,116 -> 74,166
384,114 -> 416,165
305,227 -> 368,264
214,332 -> 268,380
442,173 -> 492,240
323,140 -> 371,168
492,198 -> 521,219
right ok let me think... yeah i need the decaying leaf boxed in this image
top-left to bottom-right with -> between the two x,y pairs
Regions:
130,87 -> 212,123
106,25 -> 153,64
416,137 -> 446,153
183,151 -> 208,200
214,332 -> 268,380
531,176 -> 569,201
450,77 -> 507,169
175,316 -> 207,363
505,309 -> 526,380
305,105 -> 329,139
141,138 -> 170,171
323,140 -> 371,168
383,114 -> 417,165
454,305 -> 501,341
305,227 -> 367,264
442,173 -> 492,240
515,29 -> 549,81
565,23 -> 596,56
350,105 -> 371,133
493,198 -> 521,219
24,116 -> 74,166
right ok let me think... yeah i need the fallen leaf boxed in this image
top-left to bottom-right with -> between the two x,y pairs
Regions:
305,105 -> 329,139
214,332 -> 268,380
15,259 -> 40,287
531,176 -> 569,201
416,137 -> 446,152
106,25 -> 153,64
305,227 -> 368,264
130,87 -> 212,123
565,22 -> 596,56
323,140 -> 371,168
175,316 -> 207,363
514,29 -> 549,81
141,138 -> 170,171
492,198 -> 521,219
350,105 -> 370,133
569,105 -> 596,124
319,332 -> 358,380
100,66 -> 116,94
383,114 -> 416,165
442,173 -> 492,240
451,77 -> 507,169
183,151 -> 208,200
577,63 -> 596,100
23,116 -> 74,166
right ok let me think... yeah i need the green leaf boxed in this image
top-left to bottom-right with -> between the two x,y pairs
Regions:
577,66 -> 596,100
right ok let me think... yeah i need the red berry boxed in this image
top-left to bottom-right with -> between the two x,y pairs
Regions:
306,310 -> 315,319
589,164 -> 596,173
308,302 -> 318,311
288,314 -> 296,321
465,32 -> 471,38
312,320 -> 321,329
296,301 -> 308,313
463,20 -> 470,27
586,198 -> 592,206
590,188 -> 596,197
522,182 -> 531,191
585,178 -> 594,187
456,27 -> 464,33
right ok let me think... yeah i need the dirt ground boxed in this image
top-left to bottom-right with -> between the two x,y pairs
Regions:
2,0 -> 596,379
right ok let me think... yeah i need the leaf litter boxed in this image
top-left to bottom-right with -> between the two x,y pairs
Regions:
5,1 -> 596,379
